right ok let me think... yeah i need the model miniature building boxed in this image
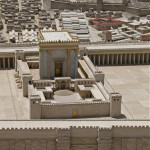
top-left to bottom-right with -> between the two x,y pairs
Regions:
14,30 -> 123,119
60,11 -> 90,42
102,30 -> 112,42
9,30 -> 19,43
22,29 -> 38,42
141,34 -> 150,41
89,17 -> 122,31
39,30 -> 79,79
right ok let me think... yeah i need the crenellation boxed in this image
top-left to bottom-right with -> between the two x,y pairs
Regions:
0,0 -> 149,148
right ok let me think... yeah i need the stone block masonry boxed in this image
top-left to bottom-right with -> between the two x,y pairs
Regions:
0,122 -> 149,150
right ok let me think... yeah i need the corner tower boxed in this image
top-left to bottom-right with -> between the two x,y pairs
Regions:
39,30 -> 79,79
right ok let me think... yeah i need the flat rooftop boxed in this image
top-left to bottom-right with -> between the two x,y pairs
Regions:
83,42 -> 150,51
100,65 -> 150,119
40,30 -> 78,42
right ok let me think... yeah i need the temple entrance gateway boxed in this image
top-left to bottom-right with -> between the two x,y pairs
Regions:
55,62 -> 63,77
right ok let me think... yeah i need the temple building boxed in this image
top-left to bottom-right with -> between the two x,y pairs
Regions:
14,29 -> 122,119
39,30 -> 79,79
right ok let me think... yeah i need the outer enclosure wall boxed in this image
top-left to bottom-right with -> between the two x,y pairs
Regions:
127,7 -> 150,16
49,1 -> 125,11
41,103 -> 110,119
103,4 -> 125,11
0,126 -> 149,150
50,1 -> 96,11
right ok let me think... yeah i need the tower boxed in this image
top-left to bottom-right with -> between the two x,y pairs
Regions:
97,0 -> 103,11
110,93 -> 122,118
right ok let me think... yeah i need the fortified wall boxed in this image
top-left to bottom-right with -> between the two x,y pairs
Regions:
49,0 -> 126,11
127,7 -> 150,16
0,122 -> 149,150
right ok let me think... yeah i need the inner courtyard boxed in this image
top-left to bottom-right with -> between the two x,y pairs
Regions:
0,65 -> 149,120
100,65 -> 150,119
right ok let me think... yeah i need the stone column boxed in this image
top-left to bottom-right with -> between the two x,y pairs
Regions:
102,54 -> 105,65
133,54 -> 135,64
107,54 -> 109,65
142,54 -> 145,64
146,53 -> 149,64
3,57 -> 5,69
47,50 -> 51,79
129,54 -> 131,64
116,54 -> 118,65
8,58 -> 10,69
0,58 -> 2,69
138,53 -> 141,64
124,54 -> 127,65
67,50 -> 71,77
111,54 -> 114,65
120,54 -> 122,65
98,55 -> 101,66
75,49 -> 78,78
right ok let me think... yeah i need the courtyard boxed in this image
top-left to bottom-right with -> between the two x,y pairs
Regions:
0,65 -> 149,120
100,65 -> 150,119
0,69 -> 29,120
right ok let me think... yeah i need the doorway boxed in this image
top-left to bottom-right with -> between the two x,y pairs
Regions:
55,62 -> 63,77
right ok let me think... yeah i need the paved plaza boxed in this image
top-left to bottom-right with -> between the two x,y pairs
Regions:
100,65 -> 150,119
0,70 -> 29,120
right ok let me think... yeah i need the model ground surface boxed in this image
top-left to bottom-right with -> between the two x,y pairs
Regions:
100,65 -> 150,119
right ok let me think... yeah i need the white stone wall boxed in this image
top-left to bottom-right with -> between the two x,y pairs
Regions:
41,102 -> 110,119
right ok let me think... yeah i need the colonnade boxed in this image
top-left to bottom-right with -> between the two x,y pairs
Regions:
89,53 -> 150,66
0,57 -> 15,69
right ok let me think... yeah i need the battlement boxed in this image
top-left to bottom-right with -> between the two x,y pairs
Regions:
41,101 -> 109,106
0,122 -> 149,130
111,93 -> 122,100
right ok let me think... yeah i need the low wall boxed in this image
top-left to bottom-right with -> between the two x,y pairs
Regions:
41,102 -> 110,119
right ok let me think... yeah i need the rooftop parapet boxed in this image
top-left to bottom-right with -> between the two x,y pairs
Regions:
39,29 -> 79,44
